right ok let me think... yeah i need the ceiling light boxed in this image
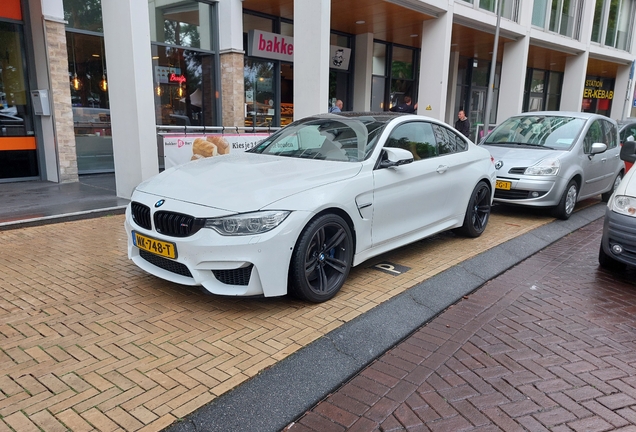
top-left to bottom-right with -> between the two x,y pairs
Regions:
410,34 -> 418,37
356,20 -> 365,24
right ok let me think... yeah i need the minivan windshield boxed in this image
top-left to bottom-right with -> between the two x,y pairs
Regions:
249,117 -> 388,162
483,116 -> 585,150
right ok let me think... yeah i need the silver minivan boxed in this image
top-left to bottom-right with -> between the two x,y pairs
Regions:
480,112 -> 624,219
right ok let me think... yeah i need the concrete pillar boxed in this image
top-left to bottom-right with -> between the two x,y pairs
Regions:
416,12 -> 453,120
353,33 -> 374,112
30,0 -> 75,182
219,0 -> 245,127
446,51 -> 459,124
561,52 -> 589,112
293,0 -> 331,120
102,0 -> 159,199
497,37 -> 529,123
611,63 -> 633,121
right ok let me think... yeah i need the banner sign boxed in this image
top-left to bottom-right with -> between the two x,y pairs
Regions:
248,30 -> 351,71
163,133 -> 272,169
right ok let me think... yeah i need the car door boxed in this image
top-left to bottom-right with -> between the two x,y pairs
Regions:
370,121 -> 467,248
579,119 -> 619,197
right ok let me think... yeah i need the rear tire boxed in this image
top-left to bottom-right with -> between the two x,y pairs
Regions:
552,180 -> 577,220
598,244 -> 626,271
601,172 -> 623,202
289,214 -> 353,303
456,181 -> 491,238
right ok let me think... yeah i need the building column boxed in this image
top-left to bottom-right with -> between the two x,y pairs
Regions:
561,52 -> 589,112
416,11 -> 453,120
293,0 -> 330,120
611,63 -> 633,120
219,0 -> 245,127
102,0 -> 158,199
353,33 -> 373,112
497,37 -> 529,124
30,0 -> 77,183
445,51 -> 460,124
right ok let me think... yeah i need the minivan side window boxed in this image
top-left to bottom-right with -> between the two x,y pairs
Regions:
583,120 -> 604,153
601,120 -> 618,149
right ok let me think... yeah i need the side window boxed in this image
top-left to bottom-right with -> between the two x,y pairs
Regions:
583,120 -> 604,153
601,120 -> 617,149
620,124 -> 636,144
432,124 -> 468,155
385,122 -> 437,160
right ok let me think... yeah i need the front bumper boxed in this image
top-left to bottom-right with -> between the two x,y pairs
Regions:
601,206 -> 636,267
124,204 -> 309,298
493,175 -> 564,207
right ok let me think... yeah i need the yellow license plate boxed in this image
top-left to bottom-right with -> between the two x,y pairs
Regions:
496,180 -> 511,190
133,231 -> 177,259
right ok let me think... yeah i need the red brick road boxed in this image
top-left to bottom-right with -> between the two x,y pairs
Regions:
287,218 -> 636,432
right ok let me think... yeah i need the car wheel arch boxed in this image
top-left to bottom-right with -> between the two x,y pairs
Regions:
292,207 -> 357,258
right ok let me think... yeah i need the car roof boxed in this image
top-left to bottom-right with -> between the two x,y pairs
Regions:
308,112 -> 448,126
504,111 -> 617,124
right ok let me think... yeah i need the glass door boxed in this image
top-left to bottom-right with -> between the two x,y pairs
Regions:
0,21 -> 37,179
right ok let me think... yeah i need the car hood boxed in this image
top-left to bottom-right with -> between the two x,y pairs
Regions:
135,152 -> 363,212
482,145 -> 565,168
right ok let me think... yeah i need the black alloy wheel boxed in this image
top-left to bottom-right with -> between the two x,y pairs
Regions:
290,214 -> 353,303
456,181 -> 492,238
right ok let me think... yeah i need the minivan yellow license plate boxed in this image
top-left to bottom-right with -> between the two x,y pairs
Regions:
495,180 -> 511,190
133,231 -> 177,259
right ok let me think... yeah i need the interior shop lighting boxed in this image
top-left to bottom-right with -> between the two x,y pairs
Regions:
99,39 -> 108,92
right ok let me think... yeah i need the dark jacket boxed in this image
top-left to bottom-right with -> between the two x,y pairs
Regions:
390,103 -> 415,113
455,118 -> 470,137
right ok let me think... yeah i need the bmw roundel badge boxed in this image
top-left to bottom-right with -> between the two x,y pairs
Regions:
495,160 -> 504,170
155,199 -> 165,208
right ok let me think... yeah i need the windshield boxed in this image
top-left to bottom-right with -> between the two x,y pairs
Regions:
483,116 -> 585,150
249,117 -> 388,162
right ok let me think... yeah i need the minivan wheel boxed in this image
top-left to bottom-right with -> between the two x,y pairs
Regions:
552,180 -> 577,220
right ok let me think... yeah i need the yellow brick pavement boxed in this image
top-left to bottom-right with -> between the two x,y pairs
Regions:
0,202 -> 596,431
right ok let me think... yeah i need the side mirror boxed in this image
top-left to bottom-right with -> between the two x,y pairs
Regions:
380,147 -> 414,168
621,139 -> 636,163
590,142 -> 607,155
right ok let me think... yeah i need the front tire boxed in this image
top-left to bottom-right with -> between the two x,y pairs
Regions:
552,180 -> 578,220
456,181 -> 491,238
289,214 -> 353,303
601,172 -> 623,202
598,244 -> 626,271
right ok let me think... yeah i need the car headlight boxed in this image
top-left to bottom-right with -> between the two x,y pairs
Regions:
610,195 -> 636,217
524,158 -> 560,176
204,210 -> 291,235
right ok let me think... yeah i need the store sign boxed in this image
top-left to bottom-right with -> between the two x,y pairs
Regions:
248,30 -> 351,70
169,73 -> 186,84
163,133 -> 273,169
583,79 -> 614,100
155,66 -> 182,84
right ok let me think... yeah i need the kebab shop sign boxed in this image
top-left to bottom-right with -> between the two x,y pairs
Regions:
163,133 -> 272,169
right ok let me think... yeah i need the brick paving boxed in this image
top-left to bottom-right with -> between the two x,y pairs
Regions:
287,217 -> 636,432
0,203 -> 558,431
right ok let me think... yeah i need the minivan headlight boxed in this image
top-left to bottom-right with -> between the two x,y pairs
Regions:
524,158 -> 560,176
204,210 -> 291,235
610,195 -> 636,217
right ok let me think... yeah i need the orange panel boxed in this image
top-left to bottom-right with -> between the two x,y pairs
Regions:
0,137 -> 36,151
0,0 -> 22,20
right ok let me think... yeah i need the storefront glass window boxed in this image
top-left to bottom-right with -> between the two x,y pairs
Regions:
67,31 -> 112,174
244,58 -> 275,128
371,43 -> 388,111
390,46 -> 416,110
151,1 -> 213,50
63,0 -> 103,33
0,21 -> 37,179
153,46 -> 217,128
328,33 -> 353,111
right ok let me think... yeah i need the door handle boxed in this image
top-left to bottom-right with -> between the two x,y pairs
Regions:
436,165 -> 448,174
